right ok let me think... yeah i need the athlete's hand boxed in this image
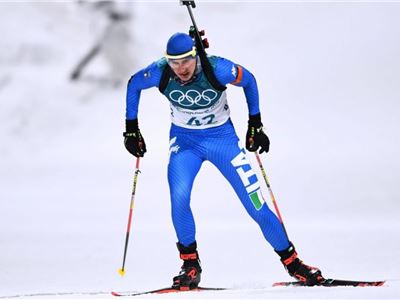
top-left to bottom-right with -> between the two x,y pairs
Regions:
123,119 -> 147,157
246,113 -> 270,154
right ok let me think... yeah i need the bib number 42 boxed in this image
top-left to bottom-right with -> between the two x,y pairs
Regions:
187,114 -> 215,126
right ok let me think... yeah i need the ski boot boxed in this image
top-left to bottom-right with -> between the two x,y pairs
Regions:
276,242 -> 324,286
172,241 -> 202,290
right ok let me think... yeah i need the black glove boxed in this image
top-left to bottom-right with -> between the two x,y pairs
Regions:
123,119 -> 147,157
246,113 -> 270,154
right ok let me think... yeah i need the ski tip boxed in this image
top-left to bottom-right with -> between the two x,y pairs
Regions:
272,282 -> 283,287
118,268 -> 126,277
111,291 -> 122,296
272,279 -> 387,287
363,280 -> 386,287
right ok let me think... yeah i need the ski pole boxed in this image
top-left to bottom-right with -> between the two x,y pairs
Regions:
254,152 -> 289,240
118,157 -> 141,276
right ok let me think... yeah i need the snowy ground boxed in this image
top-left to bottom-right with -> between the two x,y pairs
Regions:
1,1 -> 400,299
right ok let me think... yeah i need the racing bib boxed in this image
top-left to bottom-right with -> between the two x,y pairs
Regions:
162,72 -> 230,129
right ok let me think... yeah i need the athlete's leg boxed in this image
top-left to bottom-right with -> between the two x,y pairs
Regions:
207,133 -> 289,251
168,136 -> 204,247
205,123 -> 323,283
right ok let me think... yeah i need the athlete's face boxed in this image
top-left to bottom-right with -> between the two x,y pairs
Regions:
168,57 -> 197,82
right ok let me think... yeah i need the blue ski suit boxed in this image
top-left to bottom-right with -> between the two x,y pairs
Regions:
126,55 -> 289,251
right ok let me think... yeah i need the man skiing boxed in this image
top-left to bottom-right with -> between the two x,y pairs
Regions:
123,32 -> 324,289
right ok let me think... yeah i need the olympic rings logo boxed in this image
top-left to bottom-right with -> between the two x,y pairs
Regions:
169,89 -> 218,107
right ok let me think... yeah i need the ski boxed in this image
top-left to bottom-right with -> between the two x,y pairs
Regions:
0,291 -> 110,299
111,286 -> 226,297
273,278 -> 385,287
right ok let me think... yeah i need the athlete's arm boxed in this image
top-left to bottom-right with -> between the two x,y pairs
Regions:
213,56 -> 260,116
126,60 -> 163,120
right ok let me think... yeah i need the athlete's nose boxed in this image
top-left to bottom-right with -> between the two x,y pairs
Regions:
177,64 -> 187,74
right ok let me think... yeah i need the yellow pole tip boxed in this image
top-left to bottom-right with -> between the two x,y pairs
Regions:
118,268 -> 126,276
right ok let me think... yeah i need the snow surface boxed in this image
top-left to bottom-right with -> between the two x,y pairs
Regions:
1,1 -> 400,299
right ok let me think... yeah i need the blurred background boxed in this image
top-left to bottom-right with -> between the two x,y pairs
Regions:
0,0 -> 399,298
